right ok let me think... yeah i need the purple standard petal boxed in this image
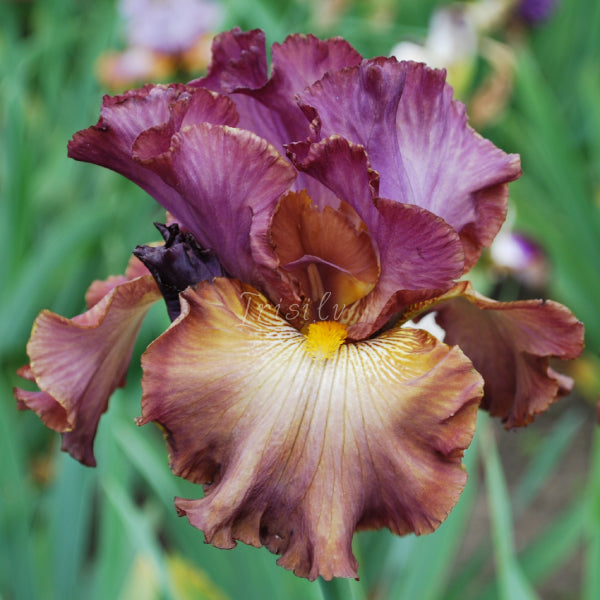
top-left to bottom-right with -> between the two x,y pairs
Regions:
299,59 -> 522,269
139,123 -> 297,286
193,31 -> 362,155
244,34 -> 363,149
192,28 -> 269,93
68,84 -> 238,219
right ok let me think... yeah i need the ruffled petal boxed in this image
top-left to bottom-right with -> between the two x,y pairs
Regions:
192,28 -> 269,93
14,271 -> 161,466
245,33 -> 362,149
85,254 -> 151,308
194,31 -> 362,155
298,59 -> 522,268
265,33 -> 362,108
139,278 -> 483,580
288,136 -> 465,337
424,282 -> 584,428
67,84 -> 238,216
15,365 -> 69,431
139,123 -> 296,286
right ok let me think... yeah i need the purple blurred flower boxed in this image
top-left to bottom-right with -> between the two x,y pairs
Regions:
122,0 -> 224,54
98,0 -> 224,89
490,229 -> 549,287
518,0 -> 559,24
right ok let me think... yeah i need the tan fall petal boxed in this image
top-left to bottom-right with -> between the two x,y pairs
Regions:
139,278 -> 483,580
14,274 -> 161,466
85,255 -> 151,308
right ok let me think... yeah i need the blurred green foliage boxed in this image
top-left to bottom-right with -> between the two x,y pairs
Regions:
1,0 -> 599,599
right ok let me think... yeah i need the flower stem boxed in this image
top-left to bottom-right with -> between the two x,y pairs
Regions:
318,577 -> 365,600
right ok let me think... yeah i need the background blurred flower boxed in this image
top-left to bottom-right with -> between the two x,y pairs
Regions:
517,0 -> 559,25
490,228 -> 549,289
97,0 -> 224,89
390,5 -> 478,98
390,0 -> 560,127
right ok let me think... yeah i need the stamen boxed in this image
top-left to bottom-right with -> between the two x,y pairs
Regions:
303,320 -> 348,360
306,263 -> 325,302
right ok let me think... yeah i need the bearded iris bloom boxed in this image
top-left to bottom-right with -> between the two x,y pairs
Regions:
15,28 -> 583,580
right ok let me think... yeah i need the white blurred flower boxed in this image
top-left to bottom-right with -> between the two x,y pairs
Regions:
390,5 -> 478,96
403,312 -> 446,342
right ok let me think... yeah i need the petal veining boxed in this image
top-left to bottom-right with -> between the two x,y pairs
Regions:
288,136 -> 465,336
139,278 -> 483,580
194,30 -> 362,156
139,123 -> 297,286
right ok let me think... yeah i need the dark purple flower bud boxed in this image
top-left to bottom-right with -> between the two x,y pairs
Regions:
134,222 -> 226,320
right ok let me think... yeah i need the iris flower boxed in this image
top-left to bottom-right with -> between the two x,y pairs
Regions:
15,28 -> 583,581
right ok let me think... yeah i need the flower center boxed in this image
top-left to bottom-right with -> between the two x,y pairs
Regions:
270,190 -> 380,326
303,320 -> 348,360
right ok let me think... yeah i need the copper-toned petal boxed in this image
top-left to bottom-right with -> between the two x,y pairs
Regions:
139,278 -> 483,580
424,281 -> 584,427
14,274 -> 161,466
270,190 -> 380,322
286,135 -> 465,337
15,365 -> 69,432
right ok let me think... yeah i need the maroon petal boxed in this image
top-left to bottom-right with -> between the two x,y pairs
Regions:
14,272 -> 161,466
192,28 -> 269,93
288,135 -> 465,337
139,278 -> 482,580
427,282 -> 584,427
244,33 -> 362,147
299,59 -> 522,268
266,33 -> 362,106
67,84 -> 238,218
194,31 -> 362,155
15,365 -> 69,432
139,123 -> 296,286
